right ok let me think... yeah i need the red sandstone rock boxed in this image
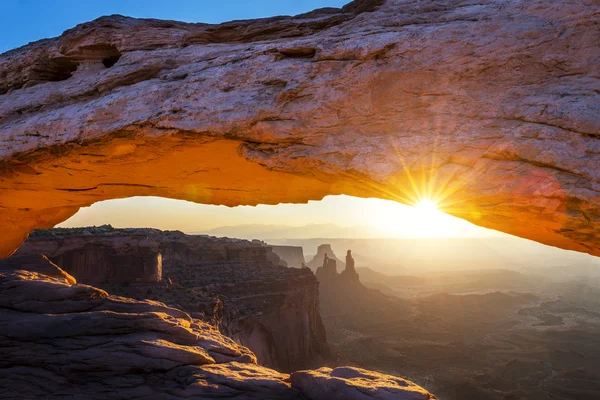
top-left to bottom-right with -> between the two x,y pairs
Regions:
17,226 -> 332,372
290,366 -> 436,400
0,253 -> 436,399
0,0 -> 598,259
17,229 -> 162,284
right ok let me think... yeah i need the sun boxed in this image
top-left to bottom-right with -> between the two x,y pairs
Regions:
415,199 -> 439,214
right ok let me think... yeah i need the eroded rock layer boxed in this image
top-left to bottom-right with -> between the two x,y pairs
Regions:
271,245 -> 306,268
20,225 -> 163,283
0,254 -> 436,399
16,226 -> 331,372
0,0 -> 598,258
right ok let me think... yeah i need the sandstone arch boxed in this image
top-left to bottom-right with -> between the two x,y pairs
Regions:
0,0 -> 598,258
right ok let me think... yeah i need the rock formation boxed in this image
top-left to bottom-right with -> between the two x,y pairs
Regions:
316,253 -> 340,282
17,226 -> 332,372
270,245 -> 306,268
316,249 -> 360,286
0,0 -> 598,259
0,253 -> 436,399
18,226 -> 162,283
307,244 -> 345,272
315,247 -> 394,322
341,249 -> 360,282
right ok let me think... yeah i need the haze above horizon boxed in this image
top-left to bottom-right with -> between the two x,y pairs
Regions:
58,195 -> 510,239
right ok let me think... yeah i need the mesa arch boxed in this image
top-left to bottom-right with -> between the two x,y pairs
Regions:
0,0 -> 598,259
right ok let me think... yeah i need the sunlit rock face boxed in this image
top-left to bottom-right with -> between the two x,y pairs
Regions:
0,254 -> 437,399
0,1 -> 599,256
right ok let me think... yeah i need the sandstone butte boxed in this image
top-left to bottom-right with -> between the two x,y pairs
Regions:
0,0 -> 597,258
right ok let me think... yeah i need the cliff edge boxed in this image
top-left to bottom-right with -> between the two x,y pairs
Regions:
17,226 -> 331,372
0,254 -> 436,399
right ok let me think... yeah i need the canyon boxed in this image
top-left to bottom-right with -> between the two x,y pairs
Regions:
16,226 -> 331,372
1,0 -> 599,398
0,253 -> 436,399
315,252 -> 600,400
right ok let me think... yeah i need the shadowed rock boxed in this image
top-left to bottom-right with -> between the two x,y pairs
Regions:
0,253 -> 75,283
308,244 -> 345,272
0,254 -> 436,399
271,245 -> 306,268
16,226 -> 332,372
341,249 -> 359,282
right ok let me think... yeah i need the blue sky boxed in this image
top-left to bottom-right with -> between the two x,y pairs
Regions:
0,0 -> 348,53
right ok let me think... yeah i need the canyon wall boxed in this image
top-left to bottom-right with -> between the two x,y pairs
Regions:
0,253 -> 436,399
270,245 -> 306,268
17,227 -> 162,283
0,0 -> 598,259
17,226 -> 332,372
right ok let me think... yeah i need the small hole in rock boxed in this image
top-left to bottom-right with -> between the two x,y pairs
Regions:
102,55 -> 121,68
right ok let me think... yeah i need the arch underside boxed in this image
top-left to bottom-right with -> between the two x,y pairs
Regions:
0,0 -> 598,258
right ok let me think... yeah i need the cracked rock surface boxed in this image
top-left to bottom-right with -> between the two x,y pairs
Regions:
0,254 -> 436,399
0,0 -> 598,257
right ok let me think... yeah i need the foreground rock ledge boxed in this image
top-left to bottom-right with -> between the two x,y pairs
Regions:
0,0 -> 599,258
15,226 -> 334,372
0,254 -> 436,399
